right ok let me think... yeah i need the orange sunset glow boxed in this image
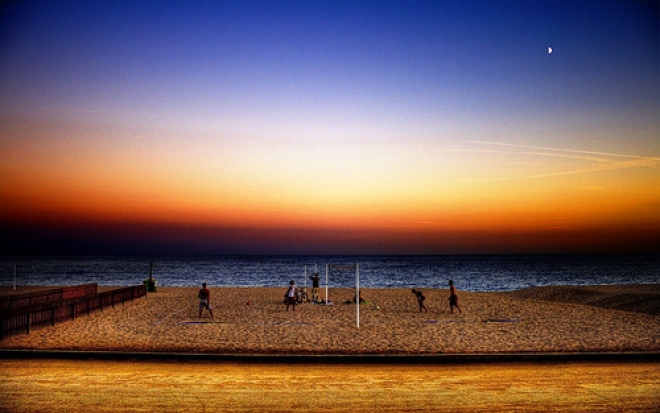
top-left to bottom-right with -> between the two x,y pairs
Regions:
1,1 -> 659,255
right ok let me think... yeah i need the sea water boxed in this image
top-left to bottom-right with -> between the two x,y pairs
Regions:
0,255 -> 658,292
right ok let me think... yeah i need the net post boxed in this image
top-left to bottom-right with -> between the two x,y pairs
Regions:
356,264 -> 360,328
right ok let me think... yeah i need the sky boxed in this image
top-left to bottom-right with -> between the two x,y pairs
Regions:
1,0 -> 659,256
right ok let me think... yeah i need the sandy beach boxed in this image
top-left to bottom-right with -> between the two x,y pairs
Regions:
2,358 -> 659,413
1,285 -> 659,354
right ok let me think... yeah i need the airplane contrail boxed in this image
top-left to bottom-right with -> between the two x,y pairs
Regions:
462,140 -> 659,183
465,140 -> 660,161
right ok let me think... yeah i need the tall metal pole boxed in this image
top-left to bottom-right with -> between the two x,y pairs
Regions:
356,264 -> 360,328
13,263 -> 17,291
325,263 -> 329,304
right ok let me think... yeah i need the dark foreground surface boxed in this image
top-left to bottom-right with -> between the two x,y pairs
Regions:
1,358 -> 658,412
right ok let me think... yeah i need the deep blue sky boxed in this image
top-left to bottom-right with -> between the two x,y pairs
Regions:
3,1 -> 657,126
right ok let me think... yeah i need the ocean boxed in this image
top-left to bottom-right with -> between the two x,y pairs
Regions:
1,255 -> 658,292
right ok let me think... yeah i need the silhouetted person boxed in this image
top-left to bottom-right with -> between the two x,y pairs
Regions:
198,282 -> 214,318
353,291 -> 366,304
309,273 -> 320,302
449,280 -> 462,314
412,289 -> 428,312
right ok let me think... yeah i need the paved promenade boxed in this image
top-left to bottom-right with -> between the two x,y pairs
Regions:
1,357 -> 659,412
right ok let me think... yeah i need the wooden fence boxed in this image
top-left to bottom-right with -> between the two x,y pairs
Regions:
0,284 -> 146,340
0,284 -> 99,312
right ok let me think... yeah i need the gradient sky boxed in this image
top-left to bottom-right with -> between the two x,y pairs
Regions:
1,0 -> 659,255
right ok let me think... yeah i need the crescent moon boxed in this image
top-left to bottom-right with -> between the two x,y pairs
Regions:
548,47 -> 553,54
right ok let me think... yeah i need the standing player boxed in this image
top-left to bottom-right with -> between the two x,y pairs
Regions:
448,280 -> 462,314
285,280 -> 296,311
309,272 -> 320,303
198,282 -> 214,318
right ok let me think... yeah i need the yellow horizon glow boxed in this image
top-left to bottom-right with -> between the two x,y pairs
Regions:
2,116 -> 659,252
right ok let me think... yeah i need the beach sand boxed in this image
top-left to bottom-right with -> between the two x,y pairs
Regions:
2,358 -> 659,413
1,285 -> 659,354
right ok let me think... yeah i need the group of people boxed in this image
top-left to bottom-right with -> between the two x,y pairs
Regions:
412,280 -> 462,314
284,273 -> 323,311
197,278 -> 462,317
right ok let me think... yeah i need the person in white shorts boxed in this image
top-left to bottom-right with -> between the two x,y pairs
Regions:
285,280 -> 296,311
198,282 -> 214,318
